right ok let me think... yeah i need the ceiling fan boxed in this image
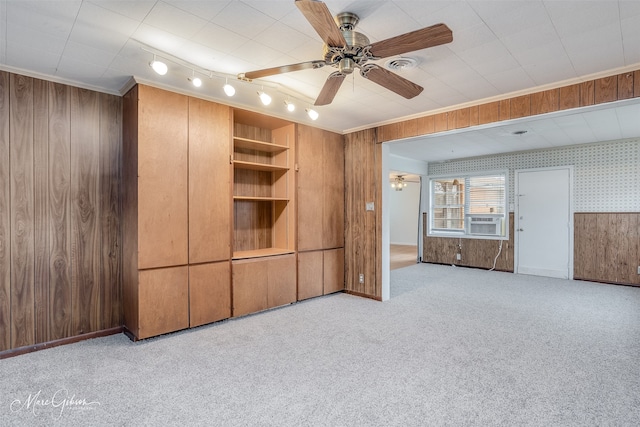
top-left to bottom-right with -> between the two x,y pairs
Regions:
237,0 -> 453,106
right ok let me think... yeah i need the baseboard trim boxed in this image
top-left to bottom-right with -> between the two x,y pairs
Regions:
0,326 -> 124,360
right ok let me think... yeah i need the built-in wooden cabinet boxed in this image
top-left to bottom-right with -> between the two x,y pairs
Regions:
296,125 -> 345,299
123,85 -> 345,339
232,254 -> 296,316
123,85 -> 231,340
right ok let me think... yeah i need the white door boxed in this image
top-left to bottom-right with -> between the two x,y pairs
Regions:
515,167 -> 572,279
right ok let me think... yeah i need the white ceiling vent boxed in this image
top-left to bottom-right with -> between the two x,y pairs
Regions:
385,57 -> 418,71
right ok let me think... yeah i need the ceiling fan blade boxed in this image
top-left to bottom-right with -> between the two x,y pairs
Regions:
314,72 -> 346,105
242,60 -> 326,80
360,65 -> 423,99
295,0 -> 346,47
368,23 -> 453,59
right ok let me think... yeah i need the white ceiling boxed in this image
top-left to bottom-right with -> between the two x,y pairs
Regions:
1,0 -> 639,161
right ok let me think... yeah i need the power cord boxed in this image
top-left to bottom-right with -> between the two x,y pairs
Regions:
489,239 -> 503,271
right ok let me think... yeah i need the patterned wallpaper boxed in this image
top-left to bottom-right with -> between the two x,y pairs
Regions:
428,139 -> 640,212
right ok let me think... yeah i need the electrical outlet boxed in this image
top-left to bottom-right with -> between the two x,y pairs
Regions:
637,266 -> 640,275
456,253 -> 461,260
359,273 -> 364,284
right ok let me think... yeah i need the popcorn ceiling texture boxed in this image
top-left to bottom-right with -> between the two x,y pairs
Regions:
428,139 -> 640,212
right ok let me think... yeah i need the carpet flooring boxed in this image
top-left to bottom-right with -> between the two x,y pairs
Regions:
1,263 -> 639,426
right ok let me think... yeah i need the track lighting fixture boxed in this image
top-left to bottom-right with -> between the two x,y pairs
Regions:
223,78 -> 235,96
141,46 -> 317,121
149,55 -> 168,75
306,108 -> 319,120
285,100 -> 295,112
189,71 -> 202,87
258,90 -> 272,106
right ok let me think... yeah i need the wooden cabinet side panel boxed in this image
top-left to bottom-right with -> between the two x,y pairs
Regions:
122,86 -> 139,336
232,259 -> 268,316
297,125 -> 324,251
323,248 -> 345,294
137,85 -> 189,269
272,124 -> 295,251
297,251 -> 323,300
189,98 -> 231,263
267,254 -> 296,308
0,71 -> 10,351
138,266 -> 189,339
323,131 -> 345,250
189,262 -> 231,327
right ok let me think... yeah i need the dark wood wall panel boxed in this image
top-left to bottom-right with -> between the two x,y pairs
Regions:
574,213 -> 640,286
100,93 -> 123,329
344,129 -> 380,298
0,71 -> 122,353
71,88 -> 101,335
376,67 -> 640,143
423,213 -> 515,271
0,71 -> 10,351
10,74 -> 35,349
48,83 -> 72,340
33,79 -> 49,344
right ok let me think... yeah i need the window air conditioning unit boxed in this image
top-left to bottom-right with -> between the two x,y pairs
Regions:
467,214 -> 503,236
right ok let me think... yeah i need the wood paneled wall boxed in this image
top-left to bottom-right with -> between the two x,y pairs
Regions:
423,213 -> 515,271
344,129 -> 381,299
574,213 -> 640,286
0,71 -> 122,352
377,70 -> 640,142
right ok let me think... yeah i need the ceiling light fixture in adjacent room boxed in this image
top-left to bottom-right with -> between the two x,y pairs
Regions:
391,175 -> 407,191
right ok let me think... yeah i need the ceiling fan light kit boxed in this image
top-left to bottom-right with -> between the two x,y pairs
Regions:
240,0 -> 453,106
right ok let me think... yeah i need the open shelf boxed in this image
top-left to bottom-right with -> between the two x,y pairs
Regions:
233,248 -> 295,260
233,136 -> 289,153
233,160 -> 289,172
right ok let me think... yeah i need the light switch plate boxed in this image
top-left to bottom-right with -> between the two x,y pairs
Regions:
366,202 -> 374,211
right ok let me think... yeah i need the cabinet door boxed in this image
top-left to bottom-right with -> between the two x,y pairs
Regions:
297,125 -> 324,251
323,248 -> 345,294
189,262 -> 231,327
323,131 -> 345,249
138,266 -> 189,339
298,251 -> 323,300
137,85 -> 189,269
189,98 -> 231,263
232,259 -> 268,316
267,254 -> 296,308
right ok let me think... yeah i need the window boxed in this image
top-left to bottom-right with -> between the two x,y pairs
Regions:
429,171 -> 508,239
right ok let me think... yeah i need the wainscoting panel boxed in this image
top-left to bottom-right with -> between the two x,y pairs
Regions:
423,213 -> 515,272
574,213 -> 640,286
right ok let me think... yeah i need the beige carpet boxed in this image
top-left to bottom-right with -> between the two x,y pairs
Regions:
2,263 -> 639,426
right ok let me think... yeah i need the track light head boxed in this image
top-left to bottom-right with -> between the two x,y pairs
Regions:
149,56 -> 168,75
258,91 -> 272,106
306,108 -> 319,120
